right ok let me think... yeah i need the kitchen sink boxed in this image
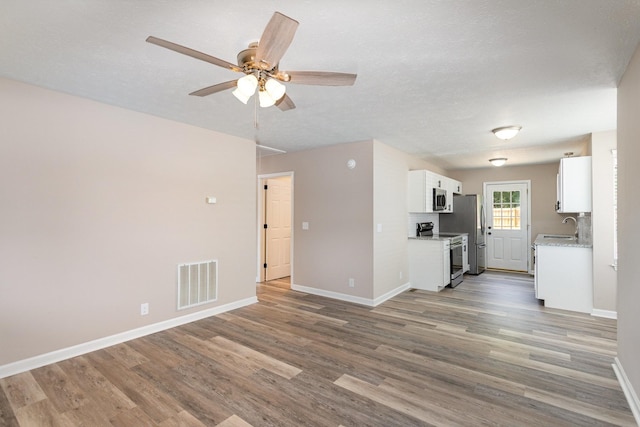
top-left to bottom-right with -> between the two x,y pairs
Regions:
542,234 -> 575,240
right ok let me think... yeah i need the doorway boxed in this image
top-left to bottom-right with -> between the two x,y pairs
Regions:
484,181 -> 531,272
257,173 -> 293,283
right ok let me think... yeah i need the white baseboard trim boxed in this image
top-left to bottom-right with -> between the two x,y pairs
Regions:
0,296 -> 258,380
373,282 -> 411,306
613,357 -> 640,425
591,308 -> 617,319
290,282 -> 410,307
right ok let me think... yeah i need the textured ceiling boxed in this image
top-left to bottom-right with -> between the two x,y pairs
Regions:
2,1 -> 640,169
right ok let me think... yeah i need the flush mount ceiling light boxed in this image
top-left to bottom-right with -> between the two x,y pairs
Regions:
492,126 -> 522,140
489,158 -> 508,167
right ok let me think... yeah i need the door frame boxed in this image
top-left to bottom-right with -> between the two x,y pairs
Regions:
257,171 -> 294,283
483,180 -> 532,274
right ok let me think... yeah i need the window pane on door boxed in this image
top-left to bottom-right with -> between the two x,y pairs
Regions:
493,191 -> 521,230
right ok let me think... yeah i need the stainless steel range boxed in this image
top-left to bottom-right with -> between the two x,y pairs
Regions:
448,234 -> 464,287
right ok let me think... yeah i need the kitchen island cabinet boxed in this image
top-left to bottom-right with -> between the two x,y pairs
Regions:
534,235 -> 593,313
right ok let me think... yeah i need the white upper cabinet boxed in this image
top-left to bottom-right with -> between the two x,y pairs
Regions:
556,156 -> 592,213
408,170 -> 462,213
441,177 -> 462,212
408,170 -> 434,213
449,178 -> 462,195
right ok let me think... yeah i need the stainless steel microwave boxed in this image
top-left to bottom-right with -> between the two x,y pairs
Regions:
433,188 -> 447,211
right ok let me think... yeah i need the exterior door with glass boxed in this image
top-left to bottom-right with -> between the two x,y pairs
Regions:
486,182 -> 530,272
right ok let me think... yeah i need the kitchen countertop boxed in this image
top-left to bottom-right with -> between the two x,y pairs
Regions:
534,234 -> 592,248
409,232 -> 468,242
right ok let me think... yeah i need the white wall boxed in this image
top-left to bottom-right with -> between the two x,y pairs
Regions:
590,131 -> 617,314
373,141 -> 411,299
0,78 -> 257,368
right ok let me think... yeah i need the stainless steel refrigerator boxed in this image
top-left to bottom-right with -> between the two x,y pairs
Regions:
440,194 -> 486,275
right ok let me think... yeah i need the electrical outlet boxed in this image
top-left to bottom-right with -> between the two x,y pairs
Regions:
140,303 -> 149,316
348,278 -> 355,288
400,271 -> 403,279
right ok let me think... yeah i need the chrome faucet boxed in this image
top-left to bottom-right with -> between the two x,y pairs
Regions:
562,216 -> 578,238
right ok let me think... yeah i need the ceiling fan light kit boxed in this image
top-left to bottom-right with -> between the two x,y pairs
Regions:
146,11 -> 357,111
489,158 -> 508,167
232,73 -> 286,107
236,74 -> 258,96
232,88 -> 251,104
492,126 -> 522,140
264,78 -> 286,102
259,89 -> 277,108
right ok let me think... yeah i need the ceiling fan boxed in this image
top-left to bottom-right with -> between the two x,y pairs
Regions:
146,11 -> 357,111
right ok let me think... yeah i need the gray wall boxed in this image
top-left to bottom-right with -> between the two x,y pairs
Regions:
259,141 -> 376,299
258,139 -> 446,302
0,78 -> 257,366
617,41 -> 640,405
449,162 -> 576,243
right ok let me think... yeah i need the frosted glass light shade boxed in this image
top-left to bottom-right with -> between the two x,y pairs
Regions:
259,90 -> 276,108
232,88 -> 251,104
236,74 -> 258,96
489,158 -> 508,167
492,126 -> 521,140
264,78 -> 286,101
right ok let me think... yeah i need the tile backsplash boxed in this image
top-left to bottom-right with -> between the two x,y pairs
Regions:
408,213 -> 440,237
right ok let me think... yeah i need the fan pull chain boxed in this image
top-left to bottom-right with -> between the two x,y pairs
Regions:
254,93 -> 259,130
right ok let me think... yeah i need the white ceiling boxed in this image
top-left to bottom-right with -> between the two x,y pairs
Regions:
2,1 -> 639,169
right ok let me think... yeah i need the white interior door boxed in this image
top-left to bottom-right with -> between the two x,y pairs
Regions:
265,177 -> 292,281
486,182 -> 529,272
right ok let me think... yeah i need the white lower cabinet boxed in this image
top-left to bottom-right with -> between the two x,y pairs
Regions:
535,244 -> 593,313
408,239 -> 450,292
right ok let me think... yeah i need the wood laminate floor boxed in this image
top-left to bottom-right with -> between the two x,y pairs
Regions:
0,271 -> 635,426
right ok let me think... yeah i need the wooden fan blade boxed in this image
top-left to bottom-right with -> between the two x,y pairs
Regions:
255,12 -> 299,68
189,80 -> 237,97
286,71 -> 357,86
146,36 -> 241,72
275,94 -> 296,111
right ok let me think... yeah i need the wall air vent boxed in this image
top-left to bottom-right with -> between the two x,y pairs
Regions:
177,260 -> 218,310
